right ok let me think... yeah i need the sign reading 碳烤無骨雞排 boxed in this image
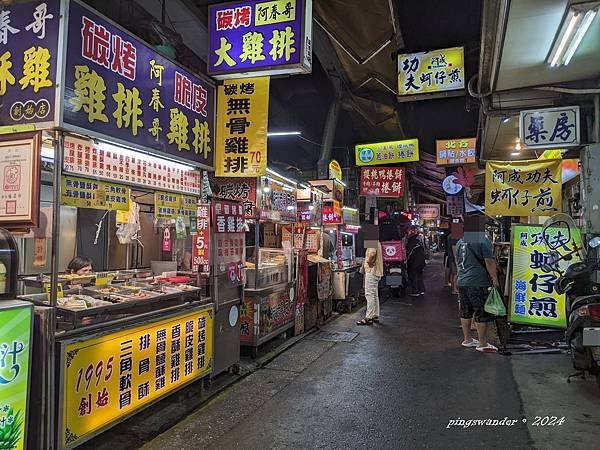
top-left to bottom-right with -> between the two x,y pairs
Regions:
62,0 -> 216,169
519,106 -> 580,150
208,0 -> 313,79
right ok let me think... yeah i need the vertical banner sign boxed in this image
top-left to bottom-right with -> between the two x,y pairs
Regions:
510,225 -> 583,329
0,0 -> 60,134
60,308 -> 213,448
63,1 -> 216,168
213,200 -> 245,285
485,159 -> 562,216
435,138 -> 477,166
360,167 -> 405,197
192,203 -> 211,275
519,106 -> 580,149
0,303 -> 33,450
211,176 -> 257,218
397,47 -> 464,97
216,77 -> 270,177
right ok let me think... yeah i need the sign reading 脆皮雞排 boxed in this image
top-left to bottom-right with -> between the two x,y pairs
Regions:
355,139 -> 419,166
519,106 -> 580,150
62,0 -> 216,169
208,0 -> 312,79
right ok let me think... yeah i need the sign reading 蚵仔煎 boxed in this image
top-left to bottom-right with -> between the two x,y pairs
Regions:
215,77 -> 269,177
485,160 -> 562,217
436,138 -> 476,166
355,139 -> 419,166
519,106 -> 580,150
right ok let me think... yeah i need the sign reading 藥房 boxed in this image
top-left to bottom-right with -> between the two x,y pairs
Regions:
397,47 -> 464,97
436,138 -> 476,166
519,106 -> 580,150
0,0 -> 60,134
355,139 -> 419,166
485,159 -> 562,217
61,175 -> 130,211
211,176 -> 257,218
207,0 -> 313,79
60,307 -> 213,449
510,225 -> 583,329
0,302 -> 33,450
360,167 -> 405,197
417,204 -> 440,220
62,0 -> 216,169
215,77 -> 269,177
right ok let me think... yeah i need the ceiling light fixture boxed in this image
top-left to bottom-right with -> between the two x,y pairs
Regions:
514,142 -> 522,151
511,152 -> 521,157
267,131 -> 302,137
502,116 -> 510,124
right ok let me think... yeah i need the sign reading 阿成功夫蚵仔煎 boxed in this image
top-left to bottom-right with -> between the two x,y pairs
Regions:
397,47 -> 464,97
360,167 -> 405,197
485,159 -> 562,217
207,0 -> 313,79
436,138 -> 477,166
519,106 -> 580,150
355,139 -> 419,166
62,0 -> 216,169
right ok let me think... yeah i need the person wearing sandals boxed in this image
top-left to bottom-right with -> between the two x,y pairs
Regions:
357,243 -> 384,325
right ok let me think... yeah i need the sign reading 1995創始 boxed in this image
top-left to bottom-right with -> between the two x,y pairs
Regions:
207,0 -> 313,79
355,139 -> 419,166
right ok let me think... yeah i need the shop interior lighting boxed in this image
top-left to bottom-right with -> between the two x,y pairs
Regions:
342,206 -> 359,212
41,143 -> 55,160
266,168 -> 298,187
547,3 -> 599,67
267,131 -> 302,137
502,116 -> 510,124
341,231 -> 354,237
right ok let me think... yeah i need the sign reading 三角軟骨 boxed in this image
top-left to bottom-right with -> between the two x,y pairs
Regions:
519,106 -> 580,150
355,139 -> 419,166
510,225 -> 583,329
0,0 -> 60,134
207,0 -> 313,79
436,138 -> 476,166
61,175 -> 130,211
485,159 -> 562,217
215,77 -> 269,177
397,47 -> 464,97
62,0 -> 216,169
360,167 -> 405,197
417,204 -> 440,220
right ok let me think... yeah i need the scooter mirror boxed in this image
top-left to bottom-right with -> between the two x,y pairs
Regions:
589,236 -> 600,249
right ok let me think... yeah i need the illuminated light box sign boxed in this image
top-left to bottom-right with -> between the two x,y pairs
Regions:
436,138 -> 476,166
355,139 -> 419,166
208,0 -> 313,79
519,106 -> 580,150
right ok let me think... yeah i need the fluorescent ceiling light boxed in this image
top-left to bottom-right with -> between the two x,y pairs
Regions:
266,168 -> 298,187
342,207 -> 358,212
511,152 -> 521,157
267,131 -> 301,137
564,9 -> 597,65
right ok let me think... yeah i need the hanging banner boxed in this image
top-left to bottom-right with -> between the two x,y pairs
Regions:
61,175 -> 130,211
510,225 -> 583,329
397,46 -> 464,97
154,191 -> 181,219
0,0 -> 60,134
417,204 -> 440,220
355,139 -> 419,166
485,159 -> 562,216
63,0 -> 215,168
328,159 -> 342,181
436,138 -> 476,166
60,307 -> 213,449
360,167 -> 405,197
381,241 -> 406,262
211,176 -> 257,218
519,106 -> 580,149
207,0 -> 313,79
215,77 -> 269,177
192,203 -> 211,274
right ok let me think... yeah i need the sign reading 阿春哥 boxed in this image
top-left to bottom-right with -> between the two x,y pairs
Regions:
436,138 -> 476,166
510,225 -> 583,329
485,159 -> 562,216
519,106 -> 580,149
360,167 -> 405,197
355,139 -> 419,166
63,0 -> 216,169
215,77 -> 269,177
207,0 -> 313,78
397,47 -> 464,97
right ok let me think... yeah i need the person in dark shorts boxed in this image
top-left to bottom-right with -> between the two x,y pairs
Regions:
454,218 -> 500,353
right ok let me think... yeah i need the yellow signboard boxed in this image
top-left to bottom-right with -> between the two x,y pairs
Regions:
155,191 -> 181,219
328,159 -> 342,181
255,0 -> 297,25
485,159 -> 562,216
61,176 -> 130,211
436,137 -> 477,166
179,195 -> 198,218
216,77 -> 270,177
61,307 -> 213,448
397,46 -> 464,96
355,139 -> 419,166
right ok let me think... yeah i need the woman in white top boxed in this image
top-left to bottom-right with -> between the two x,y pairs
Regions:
357,242 -> 384,325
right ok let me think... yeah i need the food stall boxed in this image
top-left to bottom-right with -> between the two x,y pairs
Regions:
0,2 -> 216,448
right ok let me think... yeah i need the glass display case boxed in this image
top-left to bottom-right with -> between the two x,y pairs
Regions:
245,247 -> 290,290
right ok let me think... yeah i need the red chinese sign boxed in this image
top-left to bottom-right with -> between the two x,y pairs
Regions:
322,204 -> 342,225
192,203 -> 210,274
213,200 -> 245,233
381,241 -> 406,262
211,176 -> 257,219
360,167 -> 405,197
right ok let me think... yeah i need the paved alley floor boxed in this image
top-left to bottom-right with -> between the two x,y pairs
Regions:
141,257 -> 599,450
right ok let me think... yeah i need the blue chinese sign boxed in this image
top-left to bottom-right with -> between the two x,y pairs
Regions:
208,0 -> 312,79
62,0 -> 216,169
519,106 -> 580,150
0,0 -> 60,134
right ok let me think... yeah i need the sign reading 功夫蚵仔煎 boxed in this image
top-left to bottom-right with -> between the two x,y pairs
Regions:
436,138 -> 477,166
0,302 -> 33,450
60,307 -> 213,449
355,139 -> 419,166
485,159 -> 562,217
510,225 -> 583,329
207,0 -> 313,79
62,0 -> 216,169
397,47 -> 464,97
216,77 -> 269,177
61,175 -> 130,211
519,106 -> 580,150
0,0 -> 61,134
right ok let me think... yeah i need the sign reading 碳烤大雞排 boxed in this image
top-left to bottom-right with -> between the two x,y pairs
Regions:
519,106 -> 580,150
62,0 -> 216,169
397,47 -> 464,97
355,139 -> 419,166
0,0 -> 60,134
207,0 -> 313,79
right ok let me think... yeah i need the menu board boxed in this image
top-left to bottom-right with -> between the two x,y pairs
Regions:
61,175 -> 130,211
